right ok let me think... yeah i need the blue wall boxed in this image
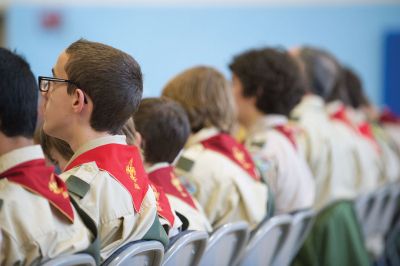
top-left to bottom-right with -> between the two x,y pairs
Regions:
6,4 -> 400,104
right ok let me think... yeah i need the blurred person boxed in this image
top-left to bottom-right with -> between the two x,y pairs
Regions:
229,48 -> 315,214
343,67 -> 399,185
134,97 -> 212,232
163,66 -> 268,229
379,108 -> 400,152
290,47 -> 370,266
0,48 -> 93,265
39,39 -> 167,261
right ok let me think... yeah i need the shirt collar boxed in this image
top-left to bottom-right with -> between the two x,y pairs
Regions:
248,114 -> 288,137
185,127 -> 220,147
0,145 -> 44,174
68,135 -> 127,163
146,162 -> 171,174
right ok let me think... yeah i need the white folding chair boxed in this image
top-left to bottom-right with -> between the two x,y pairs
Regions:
365,186 -> 391,237
199,221 -> 250,266
163,230 -> 208,266
102,240 -> 164,266
272,209 -> 315,266
41,254 -> 96,266
379,183 -> 400,235
238,214 -> 292,266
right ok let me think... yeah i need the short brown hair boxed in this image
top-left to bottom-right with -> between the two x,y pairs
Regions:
65,39 -> 143,134
162,66 -> 235,133
134,98 -> 190,164
35,127 -> 73,165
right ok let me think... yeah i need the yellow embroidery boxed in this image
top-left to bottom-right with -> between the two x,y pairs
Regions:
151,185 -> 163,212
48,173 -> 69,199
233,146 -> 251,170
126,159 -> 140,190
170,173 -> 188,197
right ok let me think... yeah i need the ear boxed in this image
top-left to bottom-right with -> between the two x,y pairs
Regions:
71,88 -> 86,113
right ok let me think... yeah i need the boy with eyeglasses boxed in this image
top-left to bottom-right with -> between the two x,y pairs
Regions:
39,39 -> 167,261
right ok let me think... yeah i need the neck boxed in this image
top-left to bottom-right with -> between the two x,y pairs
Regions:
0,133 -> 34,157
67,126 -> 112,152
240,107 -> 265,130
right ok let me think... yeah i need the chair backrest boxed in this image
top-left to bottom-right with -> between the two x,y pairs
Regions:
199,221 -> 250,266
41,254 -> 96,266
102,240 -> 164,266
354,192 -> 374,235
239,214 -> 292,266
272,209 -> 316,266
163,230 -> 208,266
365,186 -> 391,236
379,183 -> 400,235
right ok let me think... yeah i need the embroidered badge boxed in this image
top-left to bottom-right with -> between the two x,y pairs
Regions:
170,172 -> 188,197
48,173 -> 69,199
126,159 -> 140,190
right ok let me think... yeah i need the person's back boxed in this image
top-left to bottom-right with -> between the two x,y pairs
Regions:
0,48 -> 92,265
39,39 -> 166,260
229,48 -> 315,214
163,67 -> 268,229
290,48 -> 361,207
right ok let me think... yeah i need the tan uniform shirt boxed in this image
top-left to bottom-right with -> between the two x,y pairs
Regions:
292,96 -> 361,209
245,115 -> 315,214
147,163 -> 212,232
60,135 -> 158,260
175,128 -> 268,229
0,146 -> 92,265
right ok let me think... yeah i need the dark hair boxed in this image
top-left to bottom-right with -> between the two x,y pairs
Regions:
0,48 -> 38,138
229,48 -> 304,116
134,97 -> 191,164
343,67 -> 370,108
297,46 -> 344,101
65,39 -> 143,134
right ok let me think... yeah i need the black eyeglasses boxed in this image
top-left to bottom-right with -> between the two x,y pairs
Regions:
38,76 -> 88,104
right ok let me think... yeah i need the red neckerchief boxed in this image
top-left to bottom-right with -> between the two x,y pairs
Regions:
358,122 -> 381,153
148,166 -> 197,210
201,133 -> 260,181
380,109 -> 400,124
274,125 -> 297,150
0,159 -> 74,222
64,143 -> 149,212
330,105 -> 355,130
149,183 -> 175,227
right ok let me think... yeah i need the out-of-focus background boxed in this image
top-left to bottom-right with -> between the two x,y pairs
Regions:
1,0 -> 399,112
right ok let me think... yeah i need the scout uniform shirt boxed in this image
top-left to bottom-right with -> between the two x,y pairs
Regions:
148,182 -> 183,237
175,127 -> 267,229
327,102 -> 381,194
380,110 -> 400,153
245,114 -> 315,214
60,135 -> 161,260
291,95 -> 361,209
147,163 -> 212,232
0,145 -> 92,265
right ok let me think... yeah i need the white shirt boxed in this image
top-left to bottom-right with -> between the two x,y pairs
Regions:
245,114 -> 315,214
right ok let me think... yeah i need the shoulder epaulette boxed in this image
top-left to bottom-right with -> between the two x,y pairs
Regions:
175,156 -> 194,172
66,175 -> 90,199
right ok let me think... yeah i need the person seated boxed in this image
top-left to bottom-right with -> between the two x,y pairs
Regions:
39,39 -> 167,260
229,47 -> 315,214
162,66 -> 268,229
0,48 -> 93,265
134,97 -> 212,232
